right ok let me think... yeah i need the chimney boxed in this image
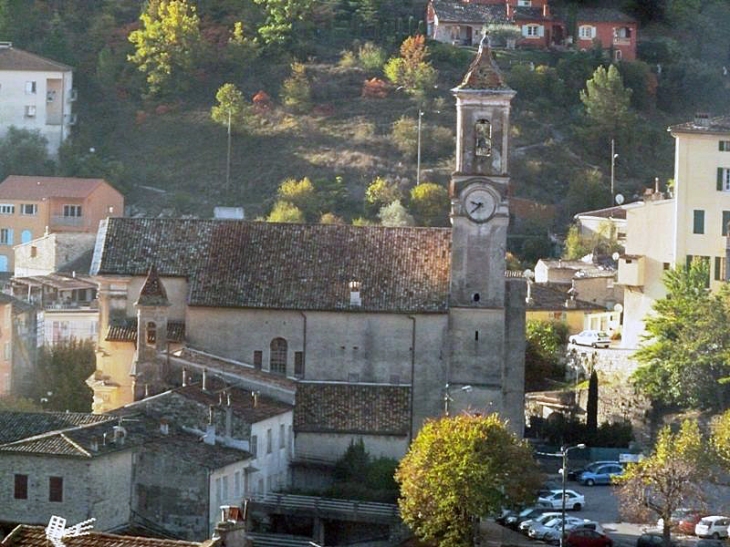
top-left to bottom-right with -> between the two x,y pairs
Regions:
349,280 -> 361,307
694,112 -> 711,127
543,3 -> 548,16
160,419 -> 169,435
182,368 -> 187,387
252,391 -> 259,408
202,368 -> 207,391
113,425 -> 127,445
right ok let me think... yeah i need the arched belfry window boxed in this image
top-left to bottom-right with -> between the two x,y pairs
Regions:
270,338 -> 287,375
475,119 -> 492,157
146,321 -> 157,345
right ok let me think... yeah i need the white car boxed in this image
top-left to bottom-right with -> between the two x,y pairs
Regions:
529,516 -> 585,540
569,330 -> 611,348
537,489 -> 586,511
520,511 -> 562,533
695,516 -> 730,539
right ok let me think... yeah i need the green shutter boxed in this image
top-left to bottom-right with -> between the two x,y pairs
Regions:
723,211 -> 730,235
719,168 -> 724,191
716,257 -> 722,281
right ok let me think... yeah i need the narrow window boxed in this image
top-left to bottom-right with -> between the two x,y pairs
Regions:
715,257 -> 724,281
269,338 -> 287,375
146,321 -> 156,345
266,428 -> 272,454
723,211 -> 730,235
294,351 -> 304,377
25,81 -> 36,94
0,228 -> 13,245
253,350 -> 262,370
49,476 -> 63,502
14,474 -> 28,499
24,105 -> 36,117
279,424 -> 285,449
720,141 -> 730,151
0,204 -> 14,214
250,435 -> 258,457
693,210 -> 705,234
717,168 -> 730,191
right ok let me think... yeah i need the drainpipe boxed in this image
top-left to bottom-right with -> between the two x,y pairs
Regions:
407,315 -> 416,445
298,311 -> 307,377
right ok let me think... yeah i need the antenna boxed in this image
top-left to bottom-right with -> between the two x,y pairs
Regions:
46,516 -> 95,547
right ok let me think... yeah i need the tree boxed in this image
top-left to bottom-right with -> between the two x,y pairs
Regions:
632,259 -> 730,409
128,0 -> 202,97
586,370 -> 598,440
396,413 -> 542,547
277,177 -> 318,219
409,182 -> 449,226
266,200 -> 305,223
211,83 -> 249,132
20,339 -> 96,412
579,64 -> 635,151
616,420 -> 709,547
253,0 -> 316,46
525,320 -> 567,391
384,34 -> 437,98
281,62 -> 312,114
378,199 -> 414,227
564,168 -> 610,220
365,176 -> 402,216
0,127 -> 54,180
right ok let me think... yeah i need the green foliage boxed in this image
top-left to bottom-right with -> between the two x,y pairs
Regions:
579,64 -> 635,152
20,339 -> 96,412
128,0 -> 202,98
334,438 -> 369,481
657,58 -> 728,113
358,41 -> 387,72
633,259 -> 730,409
378,199 -> 414,227
396,413 -> 542,547
383,35 -> 437,98
277,176 -> 317,218
211,83 -> 250,133
564,168 -> 610,220
0,127 -> 55,180
618,60 -> 656,111
616,420 -> 709,535
253,0 -> 316,46
711,410 -> 730,469
525,320 -> 567,392
0,395 -> 42,412
390,115 -> 417,157
329,438 -> 398,502
409,182 -> 449,226
319,212 -> 344,224
266,200 -> 305,223
365,176 -> 402,211
281,62 -> 312,114
527,319 -> 568,356
563,220 -> 622,261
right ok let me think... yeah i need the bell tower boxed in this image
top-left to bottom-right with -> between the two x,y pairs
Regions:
446,35 -> 525,433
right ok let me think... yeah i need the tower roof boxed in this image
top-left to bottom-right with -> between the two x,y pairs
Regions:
454,34 -> 512,92
135,266 -> 170,307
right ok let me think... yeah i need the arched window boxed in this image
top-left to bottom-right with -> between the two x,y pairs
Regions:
146,321 -> 157,345
21,230 -> 32,244
269,338 -> 287,375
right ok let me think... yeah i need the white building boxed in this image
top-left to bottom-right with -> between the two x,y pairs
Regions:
0,42 -> 74,155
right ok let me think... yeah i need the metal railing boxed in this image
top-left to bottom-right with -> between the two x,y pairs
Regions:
249,493 -> 400,523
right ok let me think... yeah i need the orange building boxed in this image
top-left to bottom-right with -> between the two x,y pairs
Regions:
0,175 -> 124,272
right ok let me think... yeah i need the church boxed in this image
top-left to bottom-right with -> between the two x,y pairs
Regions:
88,40 -> 526,462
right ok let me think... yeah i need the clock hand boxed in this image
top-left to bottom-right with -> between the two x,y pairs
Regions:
469,201 -> 484,213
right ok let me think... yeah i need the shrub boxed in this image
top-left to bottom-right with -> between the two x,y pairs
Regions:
391,116 -> 418,157
281,62 -> 311,114
358,41 -> 386,72
361,77 -> 389,99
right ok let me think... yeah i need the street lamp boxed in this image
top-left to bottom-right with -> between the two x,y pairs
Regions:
560,443 -> 586,547
443,383 -> 472,416
610,139 -> 618,206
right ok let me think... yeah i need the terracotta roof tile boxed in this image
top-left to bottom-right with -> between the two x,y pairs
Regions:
1,525 -> 202,547
0,46 -> 72,72
455,37 -> 513,91
0,176 -> 113,200
136,267 -> 170,307
93,219 -> 452,313
670,115 -> 730,135
574,7 -> 637,23
105,320 -> 185,343
528,284 -> 605,312
0,411 -> 112,445
294,383 -> 410,435
430,0 -> 508,24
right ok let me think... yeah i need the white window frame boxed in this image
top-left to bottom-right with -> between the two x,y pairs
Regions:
63,204 -> 82,217
526,25 -> 539,37
518,0 -> 531,5
0,229 -> 13,245
25,81 -> 36,94
0,204 -> 14,215
24,105 -> 36,118
579,25 -> 595,39
21,204 -> 37,216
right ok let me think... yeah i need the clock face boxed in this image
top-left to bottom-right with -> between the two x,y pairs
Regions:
463,187 -> 497,222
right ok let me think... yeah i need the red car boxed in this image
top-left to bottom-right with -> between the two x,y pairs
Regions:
565,528 -> 614,547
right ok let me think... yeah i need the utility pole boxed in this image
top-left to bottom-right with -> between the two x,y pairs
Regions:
610,139 -> 618,206
226,108 -> 232,192
417,108 -> 423,185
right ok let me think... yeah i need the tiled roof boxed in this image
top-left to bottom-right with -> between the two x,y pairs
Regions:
430,0 -> 508,24
93,219 -> 453,313
1,525 -> 203,547
574,8 -> 637,23
136,267 -> 170,307
106,320 -> 185,343
528,284 -> 605,312
0,46 -> 72,72
0,411 -> 112,445
513,6 -> 554,21
455,37 -> 513,91
294,383 -> 410,435
670,115 -> 730,135
0,176 -> 110,200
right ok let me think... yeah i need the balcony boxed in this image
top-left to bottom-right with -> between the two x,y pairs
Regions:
617,255 -> 645,287
613,37 -> 631,46
51,215 -> 84,227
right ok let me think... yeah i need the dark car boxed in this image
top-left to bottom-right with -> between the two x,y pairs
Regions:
505,507 -> 548,530
636,532 -> 680,547
697,540 -> 726,547
566,528 -> 614,547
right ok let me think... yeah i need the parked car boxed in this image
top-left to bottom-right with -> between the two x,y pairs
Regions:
519,511 -> 562,533
537,489 -> 586,511
657,509 -> 704,535
697,540 -> 726,547
505,507 -> 545,529
637,532 -> 680,547
568,461 -> 621,481
578,463 -> 625,486
695,516 -> 730,539
529,516 -> 585,540
569,330 -> 611,348
565,527 -> 614,547
543,521 -> 605,544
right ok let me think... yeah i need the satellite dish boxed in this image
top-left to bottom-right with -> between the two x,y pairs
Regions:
612,252 -> 620,261
615,193 -> 625,205
614,303 -> 623,313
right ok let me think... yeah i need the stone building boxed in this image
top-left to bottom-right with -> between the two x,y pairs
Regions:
87,41 -> 526,462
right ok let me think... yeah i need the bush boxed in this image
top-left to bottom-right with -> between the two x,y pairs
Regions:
281,62 -> 312,114
358,41 -> 386,72
391,116 -> 417,157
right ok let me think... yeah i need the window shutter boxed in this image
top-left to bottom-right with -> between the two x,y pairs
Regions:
522,25 -> 529,37
719,168 -> 724,191
8,229 -> 13,245
538,25 -> 544,37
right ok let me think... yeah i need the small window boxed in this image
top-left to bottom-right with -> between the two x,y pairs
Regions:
269,338 -> 287,375
0,204 -> 14,215
719,141 -> 730,151
49,476 -> 63,502
266,428 -> 272,454
723,211 -> 730,235
579,25 -> 595,39
279,424 -> 285,449
525,24 -> 540,37
294,351 -> 304,377
517,0 -> 531,5
250,435 -> 258,457
693,210 -> 705,234
63,205 -> 82,217
0,228 -> 13,245
24,105 -> 36,118
146,321 -> 156,345
663,262 -> 670,270
717,168 -> 730,191
14,474 -> 28,499
21,204 -> 37,216
253,350 -> 262,370
25,81 -> 36,94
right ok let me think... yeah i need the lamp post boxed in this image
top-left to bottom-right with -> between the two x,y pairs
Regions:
416,108 -> 423,185
443,383 -> 472,416
610,139 -> 618,206
560,443 -> 586,547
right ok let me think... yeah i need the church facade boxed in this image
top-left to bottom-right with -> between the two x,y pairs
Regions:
88,42 -> 526,462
